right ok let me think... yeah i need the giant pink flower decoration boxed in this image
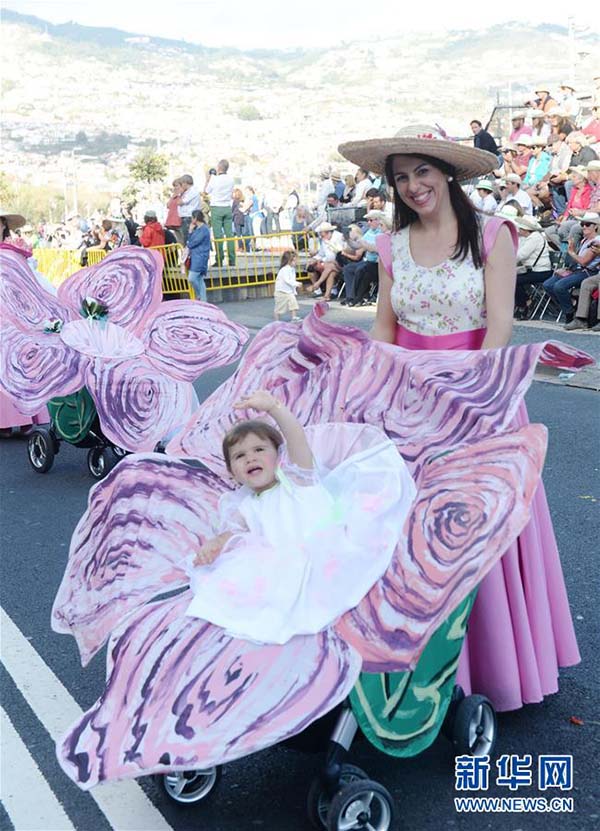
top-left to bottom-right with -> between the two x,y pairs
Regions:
0,247 -> 248,451
51,308 -> 593,790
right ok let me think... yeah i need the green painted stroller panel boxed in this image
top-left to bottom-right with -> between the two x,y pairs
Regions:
350,590 -> 476,757
47,388 -> 97,445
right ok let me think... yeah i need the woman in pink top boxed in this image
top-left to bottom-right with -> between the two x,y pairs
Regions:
0,211 -> 51,434
339,125 -> 580,712
165,178 -> 183,243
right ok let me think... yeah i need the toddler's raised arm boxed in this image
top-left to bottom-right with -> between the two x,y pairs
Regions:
234,390 -> 313,470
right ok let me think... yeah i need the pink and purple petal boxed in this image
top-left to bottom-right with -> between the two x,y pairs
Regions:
142,300 -> 249,382
57,592 -> 361,789
334,425 -> 547,672
52,454 -> 228,666
57,247 -> 163,335
0,249 -> 71,332
60,319 -> 145,360
0,324 -> 87,413
85,357 -> 195,452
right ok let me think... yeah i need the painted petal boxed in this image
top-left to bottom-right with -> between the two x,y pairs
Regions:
52,454 -> 227,666
57,247 -> 163,335
538,340 -> 594,370
142,300 -> 249,382
86,358 -> 194,452
334,425 -> 547,672
0,323 -> 86,413
60,319 -> 145,359
0,249 -> 71,332
57,592 -> 361,789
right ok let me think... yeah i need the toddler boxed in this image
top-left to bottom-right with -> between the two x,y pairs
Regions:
274,250 -> 302,322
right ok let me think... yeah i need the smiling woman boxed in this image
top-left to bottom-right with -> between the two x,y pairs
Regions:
338,124 -> 581,712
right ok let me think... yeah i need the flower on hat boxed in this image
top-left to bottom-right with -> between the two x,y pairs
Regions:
0,247 -> 248,452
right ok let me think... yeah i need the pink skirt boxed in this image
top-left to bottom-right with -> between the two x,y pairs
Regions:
0,391 -> 49,430
395,324 -> 580,711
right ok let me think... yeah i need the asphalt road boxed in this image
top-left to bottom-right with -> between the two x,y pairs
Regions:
1,301 -> 598,831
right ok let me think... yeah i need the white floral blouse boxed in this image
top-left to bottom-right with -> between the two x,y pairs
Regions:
390,225 -> 487,335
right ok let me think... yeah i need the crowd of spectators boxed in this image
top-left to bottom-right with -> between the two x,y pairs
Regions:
468,83 -> 600,330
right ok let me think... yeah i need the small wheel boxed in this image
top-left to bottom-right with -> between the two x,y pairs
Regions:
307,765 -> 370,829
87,447 -> 110,479
327,779 -> 395,831
27,428 -> 55,473
158,766 -> 221,804
452,694 -> 497,757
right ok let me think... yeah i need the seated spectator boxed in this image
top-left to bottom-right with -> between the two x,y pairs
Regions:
548,108 -> 574,142
543,212 -> 600,323
501,174 -> 533,215
351,168 -> 372,207
523,137 -> 551,188
371,190 -> 393,225
528,109 -> 551,143
351,211 -> 390,306
470,179 -> 497,212
535,87 -> 558,114
557,83 -> 579,121
564,241 -> 600,331
138,211 -> 165,248
341,174 -> 356,204
307,221 -> 345,299
292,205 -> 313,251
496,142 -> 518,178
582,104 -> 600,145
587,160 -> 600,213
331,170 -> 345,200
514,215 -> 552,319
510,112 -> 532,143
513,137 -> 533,178
470,119 -> 499,155
551,167 -> 593,248
365,187 -> 381,211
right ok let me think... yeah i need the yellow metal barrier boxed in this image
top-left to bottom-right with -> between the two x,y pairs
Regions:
33,230 -> 318,297
205,229 -> 317,292
34,249 -> 82,287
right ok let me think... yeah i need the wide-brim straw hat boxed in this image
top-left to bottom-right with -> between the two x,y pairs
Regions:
0,211 -> 26,230
515,215 -> 542,232
587,160 -> 600,171
316,221 -> 337,233
568,165 -> 589,179
580,212 -> 600,226
475,179 -> 494,191
497,205 -> 519,222
338,124 -> 498,181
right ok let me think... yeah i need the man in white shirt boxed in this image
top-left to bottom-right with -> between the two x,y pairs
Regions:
178,174 -> 201,243
205,160 -> 235,266
502,174 -> 533,215
351,168 -> 373,207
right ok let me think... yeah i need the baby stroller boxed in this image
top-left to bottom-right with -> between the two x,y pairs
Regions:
154,590 -> 493,831
27,388 -> 126,480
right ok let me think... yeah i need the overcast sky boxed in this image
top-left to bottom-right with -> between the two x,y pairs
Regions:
3,0 -> 598,49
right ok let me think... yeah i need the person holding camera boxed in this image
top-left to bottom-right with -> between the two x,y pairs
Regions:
178,175 -> 201,244
204,160 -> 235,267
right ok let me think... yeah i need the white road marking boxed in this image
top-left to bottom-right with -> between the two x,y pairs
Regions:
0,606 -> 174,831
0,705 -> 76,831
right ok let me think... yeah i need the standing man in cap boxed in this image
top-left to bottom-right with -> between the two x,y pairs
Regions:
509,113 -> 532,144
535,87 -> 558,114
178,175 -> 201,244
205,160 -> 235,268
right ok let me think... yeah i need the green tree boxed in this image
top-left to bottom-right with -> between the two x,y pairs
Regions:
0,171 -> 15,205
129,149 -> 168,185
237,104 -> 262,121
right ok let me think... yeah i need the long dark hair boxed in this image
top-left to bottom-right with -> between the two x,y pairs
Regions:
384,153 -> 483,269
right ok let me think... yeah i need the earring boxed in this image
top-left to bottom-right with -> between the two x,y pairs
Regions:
447,176 -> 454,182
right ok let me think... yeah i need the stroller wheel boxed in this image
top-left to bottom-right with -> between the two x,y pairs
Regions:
87,447 -> 111,480
307,764 -> 369,829
111,445 -> 127,459
27,428 -> 56,474
158,766 -> 221,804
327,779 -> 395,831
452,694 -> 497,757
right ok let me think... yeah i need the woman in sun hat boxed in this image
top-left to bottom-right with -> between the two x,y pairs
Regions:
0,210 -> 52,435
338,124 -> 581,712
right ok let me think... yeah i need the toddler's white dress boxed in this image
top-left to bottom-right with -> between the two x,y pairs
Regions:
186,423 -> 416,644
